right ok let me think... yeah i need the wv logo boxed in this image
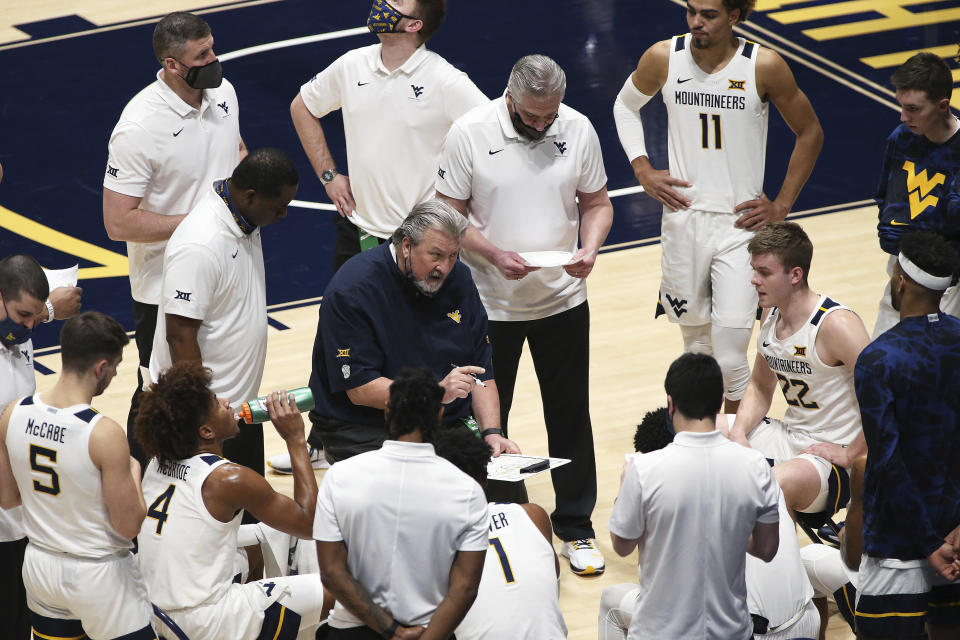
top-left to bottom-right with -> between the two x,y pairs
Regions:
902,160 -> 945,219
411,85 -> 424,98
554,141 -> 567,155
174,290 -> 192,302
665,293 -> 687,317
446,309 -> 462,324
218,101 -> 229,114
793,345 -> 807,357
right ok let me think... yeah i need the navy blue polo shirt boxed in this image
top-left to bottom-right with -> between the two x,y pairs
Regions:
309,242 -> 493,427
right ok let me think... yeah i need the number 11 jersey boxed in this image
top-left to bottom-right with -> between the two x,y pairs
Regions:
663,34 -> 768,214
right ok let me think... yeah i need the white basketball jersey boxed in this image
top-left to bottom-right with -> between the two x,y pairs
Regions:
746,495 -> 814,628
138,454 -> 243,610
456,503 -> 567,640
6,395 -> 131,557
758,295 -> 862,445
663,35 -> 768,214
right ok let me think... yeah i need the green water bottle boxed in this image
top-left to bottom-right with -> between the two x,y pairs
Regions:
238,387 -> 314,424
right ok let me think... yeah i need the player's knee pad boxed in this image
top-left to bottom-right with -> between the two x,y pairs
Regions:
711,326 -> 751,400
680,324 -> 712,354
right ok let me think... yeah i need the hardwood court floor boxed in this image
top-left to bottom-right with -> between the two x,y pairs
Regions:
35,204 -> 885,639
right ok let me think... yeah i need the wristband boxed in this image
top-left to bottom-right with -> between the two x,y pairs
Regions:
480,428 -> 503,438
382,620 -> 399,639
43,299 -> 55,323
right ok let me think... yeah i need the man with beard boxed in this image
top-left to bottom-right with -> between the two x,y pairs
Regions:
103,11 -> 246,466
305,199 -> 518,464
0,312 -> 157,640
853,230 -> 960,639
436,54 -> 613,576
612,0 -> 822,415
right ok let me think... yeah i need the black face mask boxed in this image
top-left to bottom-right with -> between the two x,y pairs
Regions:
176,58 -> 223,90
509,103 -> 552,141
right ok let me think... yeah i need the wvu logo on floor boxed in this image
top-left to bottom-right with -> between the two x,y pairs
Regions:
336,348 -> 350,358
174,290 -> 192,302
728,79 -> 746,90
793,345 -> 807,357
447,309 -> 462,324
665,293 -> 687,317
902,161 -> 944,219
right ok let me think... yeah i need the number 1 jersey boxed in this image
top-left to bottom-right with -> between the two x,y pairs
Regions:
663,34 -> 768,214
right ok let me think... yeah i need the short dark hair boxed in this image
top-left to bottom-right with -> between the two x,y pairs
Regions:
0,254 -> 49,303
664,353 -> 723,420
891,52 -> 953,103
153,12 -> 211,62
748,221 -> 813,283
720,0 -> 756,22
634,407 -> 674,454
136,361 -> 214,466
899,230 -> 960,289
387,368 -> 444,438
414,0 -> 445,42
230,148 -> 299,198
60,312 -> 129,373
431,425 -> 491,482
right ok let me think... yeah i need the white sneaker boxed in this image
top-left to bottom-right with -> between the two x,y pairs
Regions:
560,538 -> 605,575
267,446 -> 330,474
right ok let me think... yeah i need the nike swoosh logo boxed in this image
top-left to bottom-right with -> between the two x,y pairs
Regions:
173,128 -> 184,137
357,81 -> 369,86
232,249 -> 239,259
890,220 -> 909,226
678,78 -> 693,84
761,341 -> 770,347
488,149 -> 504,155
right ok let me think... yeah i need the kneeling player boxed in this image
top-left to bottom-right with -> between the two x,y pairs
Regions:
0,312 -> 156,640
432,427 -> 568,640
135,362 -> 324,639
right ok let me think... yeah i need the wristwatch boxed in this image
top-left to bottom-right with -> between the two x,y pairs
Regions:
320,168 -> 338,185
480,428 -> 503,438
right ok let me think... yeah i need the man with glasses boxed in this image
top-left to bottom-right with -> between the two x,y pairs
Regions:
436,54 -> 614,576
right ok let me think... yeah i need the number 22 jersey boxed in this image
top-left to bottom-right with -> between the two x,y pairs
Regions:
757,295 -> 862,445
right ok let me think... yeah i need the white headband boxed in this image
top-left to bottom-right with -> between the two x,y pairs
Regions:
898,253 -> 953,291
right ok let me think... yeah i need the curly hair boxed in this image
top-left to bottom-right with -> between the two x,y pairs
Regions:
386,368 -> 444,439
634,407 -> 674,454
431,425 -> 492,482
135,361 -> 214,466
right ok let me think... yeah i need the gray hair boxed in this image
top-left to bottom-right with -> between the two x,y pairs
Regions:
506,54 -> 566,102
392,199 -> 468,247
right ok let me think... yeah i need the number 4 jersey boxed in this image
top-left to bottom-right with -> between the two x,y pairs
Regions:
6,395 -> 131,556
758,295 -> 862,445
138,453 -> 242,611
663,34 -> 768,214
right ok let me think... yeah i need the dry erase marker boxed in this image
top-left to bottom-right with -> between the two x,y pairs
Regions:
519,459 -> 550,474
450,363 -> 487,388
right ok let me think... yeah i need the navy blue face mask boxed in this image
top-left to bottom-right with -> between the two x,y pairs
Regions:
367,0 -> 419,33
0,300 -> 33,346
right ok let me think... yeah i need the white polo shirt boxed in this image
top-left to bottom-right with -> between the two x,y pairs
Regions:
436,96 -> 608,321
313,440 -> 488,629
608,430 -> 780,640
149,186 -> 266,407
104,71 -> 242,304
0,339 -> 34,542
299,43 -> 487,238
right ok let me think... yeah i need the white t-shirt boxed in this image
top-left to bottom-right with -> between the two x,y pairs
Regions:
300,43 -> 487,238
313,440 -> 488,628
7,396 -> 131,557
456,502 -> 567,640
608,430 -> 780,640
436,96 -> 608,321
0,339 -> 34,541
149,186 -> 267,407
104,72 -> 242,304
